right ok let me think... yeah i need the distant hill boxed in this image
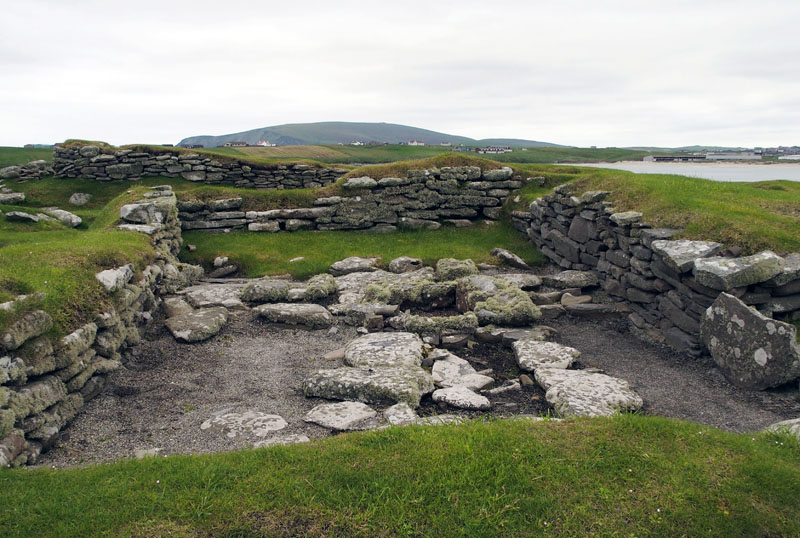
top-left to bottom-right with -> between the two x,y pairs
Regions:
178,122 -> 565,148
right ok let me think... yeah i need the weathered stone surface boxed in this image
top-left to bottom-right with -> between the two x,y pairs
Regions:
490,248 -> 530,270
5,211 -> 39,223
512,340 -> 580,372
7,375 -> 67,419
765,418 -> 800,440
0,193 -> 26,204
383,402 -> 419,426
304,401 -> 381,430
2,310 -> 53,351
208,198 -> 243,211
255,303 -> 333,328
240,279 -> 290,303
403,313 -> 479,335
432,386 -> 491,410
492,273 -> 542,290
304,366 -> 434,407
95,264 -> 134,293
248,221 -> 280,232
329,256 -> 379,277
693,251 -> 785,291
542,270 -> 599,289
701,293 -> 800,390
764,253 -> 800,287
181,284 -> 243,309
534,368 -> 643,418
253,434 -> 311,448
304,273 -> 337,301
609,211 -> 642,226
68,192 -> 92,206
389,256 -> 423,274
435,258 -> 478,281
455,275 -> 541,326
482,167 -> 513,181
343,176 -> 378,189
200,409 -> 287,438
335,270 -> 392,305
119,201 -> 170,225
650,240 -> 723,273
43,208 -> 82,228
165,307 -> 228,343
431,352 -> 476,385
343,332 -> 424,368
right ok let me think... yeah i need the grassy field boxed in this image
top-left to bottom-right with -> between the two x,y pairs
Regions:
1,416 -> 798,537
512,164 -> 800,254
0,146 -> 53,167
182,221 -> 545,280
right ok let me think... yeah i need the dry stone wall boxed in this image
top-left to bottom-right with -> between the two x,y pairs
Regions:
178,166 -> 521,233
53,144 -> 346,189
513,184 -> 800,356
0,186 -> 202,467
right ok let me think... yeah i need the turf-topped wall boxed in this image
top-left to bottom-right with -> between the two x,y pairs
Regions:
53,144 -> 346,189
0,187 -> 202,467
177,166 -> 522,232
512,184 -> 800,358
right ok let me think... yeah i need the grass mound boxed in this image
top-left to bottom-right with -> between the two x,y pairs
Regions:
1,416 -> 798,537
346,153 -> 504,180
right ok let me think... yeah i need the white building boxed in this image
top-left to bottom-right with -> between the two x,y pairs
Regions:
256,140 -> 276,147
705,151 -> 761,161
408,140 -> 425,146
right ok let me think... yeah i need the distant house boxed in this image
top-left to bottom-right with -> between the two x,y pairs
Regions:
452,146 -> 472,152
440,142 -> 452,146
350,141 -> 365,146
408,140 -> 425,146
179,143 -> 204,149
224,141 -> 248,147
476,146 -> 512,154
256,140 -> 276,147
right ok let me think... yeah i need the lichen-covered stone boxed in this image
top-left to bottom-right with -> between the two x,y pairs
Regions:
162,297 -> 193,318
363,268 -> 453,307
7,375 -> 67,419
542,270 -> 599,289
650,239 -> 723,273
489,248 -> 530,270
700,292 -> 800,390
388,256 -> 424,274
329,257 -> 379,277
435,258 -> 478,281
95,264 -> 135,293
543,370 -> 643,418
200,410 -> 287,438
0,356 -> 26,385
432,386 -> 491,410
456,275 -> 541,326
255,303 -> 333,329
240,279 -> 290,304
15,336 -> 55,377
765,418 -> 800,440
54,323 -> 97,369
343,176 -> 378,189
343,332 -> 424,369
383,402 -> 419,426
303,366 -> 434,407
403,313 -> 479,335
492,273 -> 542,290
165,307 -> 229,343
512,340 -> 580,372
180,283 -> 243,309
303,273 -> 337,301
304,401 -> 381,430
693,251 -> 785,291
609,211 -> 642,226
1,310 -> 53,351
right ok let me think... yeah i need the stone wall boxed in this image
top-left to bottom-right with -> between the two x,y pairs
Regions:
513,184 -> 800,355
0,186 -> 202,467
0,160 -> 53,181
178,166 -> 522,233
53,144 -> 346,189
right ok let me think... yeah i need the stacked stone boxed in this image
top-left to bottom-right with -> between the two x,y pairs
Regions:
53,144 -> 345,188
0,160 -> 53,181
177,166 -> 522,233
1,186 -> 202,467
522,184 -> 800,355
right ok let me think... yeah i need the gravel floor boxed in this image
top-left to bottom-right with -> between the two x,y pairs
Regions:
37,307 -> 800,468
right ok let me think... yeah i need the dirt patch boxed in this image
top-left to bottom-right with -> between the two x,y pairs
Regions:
37,308 -> 800,468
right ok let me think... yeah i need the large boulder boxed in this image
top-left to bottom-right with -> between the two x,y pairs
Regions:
700,292 -> 800,390
165,307 -> 228,343
255,303 -> 333,329
693,251 -> 785,291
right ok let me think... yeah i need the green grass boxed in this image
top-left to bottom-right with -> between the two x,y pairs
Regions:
0,146 -> 53,167
511,164 -> 800,254
1,416 -> 798,537
182,221 -> 545,279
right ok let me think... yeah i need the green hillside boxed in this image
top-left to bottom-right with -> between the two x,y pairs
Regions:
177,121 -> 564,148
0,146 -> 53,167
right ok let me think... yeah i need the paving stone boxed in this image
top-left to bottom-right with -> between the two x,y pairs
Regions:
432,386 -> 491,410
254,303 -> 333,329
200,409 -> 287,438
303,401 -> 381,430
165,307 -> 228,343
513,339 -> 581,372
303,366 -> 434,407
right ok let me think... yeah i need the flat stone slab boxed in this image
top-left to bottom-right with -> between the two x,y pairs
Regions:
303,366 -> 434,407
439,373 -> 494,391
181,284 -> 244,309
255,303 -> 333,329
542,270 -> 599,289
701,292 -> 800,390
435,258 -> 478,281
95,264 -> 134,293
609,211 -> 642,226
650,239 -> 723,273
343,332 -> 424,368
432,386 -> 491,410
764,253 -> 800,287
492,273 -> 542,290
413,414 -> 465,426
693,251 -> 785,291
383,402 -> 419,426
764,418 -> 800,440
490,248 -> 530,270
43,208 -> 82,228
512,340 -> 580,372
534,368 -> 643,418
329,256 -> 379,277
304,401 -> 380,430
335,270 -> 392,305
165,307 -> 228,343
431,352 -> 477,385
240,279 -> 290,303
200,409 -> 287,438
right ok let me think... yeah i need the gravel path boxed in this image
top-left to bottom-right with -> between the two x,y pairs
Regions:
37,308 -> 800,468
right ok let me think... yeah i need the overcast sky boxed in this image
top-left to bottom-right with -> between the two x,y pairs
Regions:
2,0 -> 799,147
